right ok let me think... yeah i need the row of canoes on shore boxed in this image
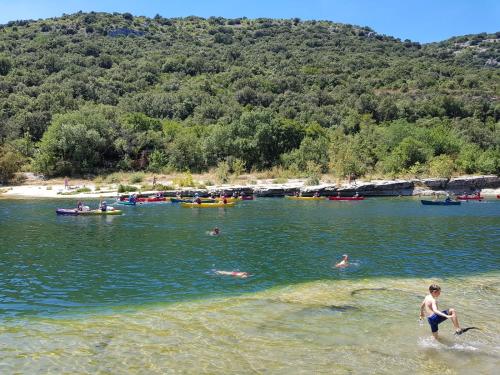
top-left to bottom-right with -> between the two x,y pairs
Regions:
118,195 -> 254,203
55,193 -> 496,215
287,196 -> 365,201
119,192 -> 491,203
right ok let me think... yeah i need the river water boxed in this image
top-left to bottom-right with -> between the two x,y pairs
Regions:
0,197 -> 498,374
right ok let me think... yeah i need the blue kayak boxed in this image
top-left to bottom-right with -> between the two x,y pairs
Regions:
115,200 -> 137,206
421,200 -> 461,206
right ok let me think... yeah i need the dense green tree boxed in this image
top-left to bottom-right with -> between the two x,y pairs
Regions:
33,105 -> 120,176
382,137 -> 433,173
0,56 -> 12,76
0,13 -> 497,177
0,145 -> 22,184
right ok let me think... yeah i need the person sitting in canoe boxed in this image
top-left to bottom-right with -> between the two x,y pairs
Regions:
129,194 -> 137,204
354,192 -> 359,198
313,191 -> 320,197
214,270 -> 249,278
77,201 -> 83,211
99,201 -> 107,212
193,193 -> 202,204
445,195 -> 451,203
335,254 -> 349,268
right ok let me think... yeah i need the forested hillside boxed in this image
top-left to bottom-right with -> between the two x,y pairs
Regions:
0,12 -> 498,182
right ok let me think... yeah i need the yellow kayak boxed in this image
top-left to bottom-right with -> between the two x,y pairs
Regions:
286,196 -> 324,200
214,197 -> 239,202
181,202 -> 236,208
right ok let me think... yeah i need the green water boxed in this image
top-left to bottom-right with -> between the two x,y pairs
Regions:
0,198 -> 499,374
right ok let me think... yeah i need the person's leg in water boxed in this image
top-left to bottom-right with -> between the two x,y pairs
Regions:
429,308 -> 461,339
448,308 -> 463,334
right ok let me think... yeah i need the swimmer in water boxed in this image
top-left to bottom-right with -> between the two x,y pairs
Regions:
335,254 -> 349,268
210,227 -> 220,236
420,284 -> 465,339
214,270 -> 249,278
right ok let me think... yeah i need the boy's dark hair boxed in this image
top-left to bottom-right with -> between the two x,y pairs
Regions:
429,284 -> 441,292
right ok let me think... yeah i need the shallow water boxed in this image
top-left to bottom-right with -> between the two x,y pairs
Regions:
0,198 -> 498,373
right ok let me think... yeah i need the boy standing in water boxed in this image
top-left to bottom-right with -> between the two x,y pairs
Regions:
420,284 -> 464,338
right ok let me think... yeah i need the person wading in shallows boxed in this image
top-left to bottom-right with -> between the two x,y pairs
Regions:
420,284 -> 465,339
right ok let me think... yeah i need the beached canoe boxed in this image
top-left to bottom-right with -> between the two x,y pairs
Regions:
286,196 -> 324,200
180,202 -> 236,208
421,200 -> 461,206
119,194 -> 166,202
56,208 -> 123,215
136,196 -> 167,202
170,198 -> 192,203
456,195 -> 483,201
328,196 -> 365,201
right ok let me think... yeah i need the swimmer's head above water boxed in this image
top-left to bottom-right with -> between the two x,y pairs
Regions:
335,254 -> 349,268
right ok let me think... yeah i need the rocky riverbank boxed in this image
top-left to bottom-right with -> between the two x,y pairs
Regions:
1,175 -> 499,199
221,175 -> 500,197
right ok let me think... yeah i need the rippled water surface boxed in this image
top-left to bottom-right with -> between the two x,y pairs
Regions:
0,197 -> 499,373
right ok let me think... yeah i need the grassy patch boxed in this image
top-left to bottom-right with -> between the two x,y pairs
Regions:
273,177 -> 288,184
58,186 -> 92,195
173,172 -> 195,187
117,184 -> 138,193
129,172 -> 145,184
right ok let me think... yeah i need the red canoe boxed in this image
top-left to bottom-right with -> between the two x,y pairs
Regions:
136,196 -> 167,202
119,195 -> 166,202
456,195 -> 483,201
328,196 -> 365,201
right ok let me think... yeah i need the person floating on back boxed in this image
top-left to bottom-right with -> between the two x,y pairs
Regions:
420,284 -> 467,339
335,254 -> 349,268
214,270 -> 249,278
